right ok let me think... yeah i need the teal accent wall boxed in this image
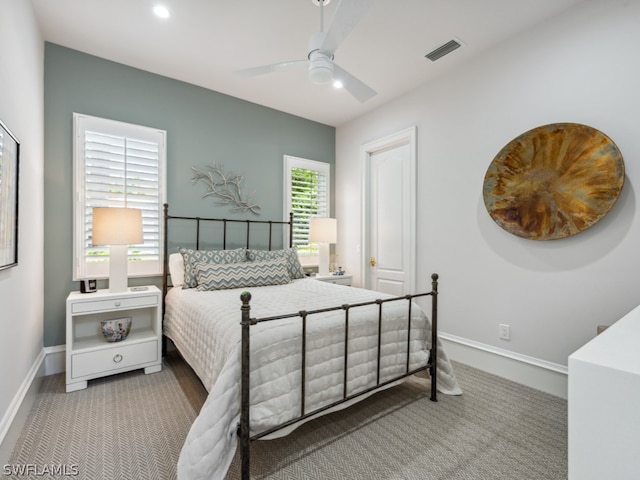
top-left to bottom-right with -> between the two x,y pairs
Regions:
44,43 -> 335,347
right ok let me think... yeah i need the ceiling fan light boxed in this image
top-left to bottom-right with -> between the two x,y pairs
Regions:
333,79 -> 343,89
309,65 -> 333,84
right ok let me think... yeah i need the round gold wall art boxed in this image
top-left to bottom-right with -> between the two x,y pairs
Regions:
483,123 -> 624,240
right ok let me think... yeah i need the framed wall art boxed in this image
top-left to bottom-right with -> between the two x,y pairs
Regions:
0,119 -> 20,270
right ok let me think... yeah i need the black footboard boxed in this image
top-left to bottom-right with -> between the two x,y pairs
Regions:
238,273 -> 440,480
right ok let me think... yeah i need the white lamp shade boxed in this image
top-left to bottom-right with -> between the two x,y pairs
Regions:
92,207 -> 143,246
309,217 -> 337,244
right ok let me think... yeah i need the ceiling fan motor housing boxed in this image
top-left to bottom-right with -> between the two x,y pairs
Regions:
308,32 -> 334,84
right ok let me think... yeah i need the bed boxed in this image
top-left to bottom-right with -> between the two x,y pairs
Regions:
161,205 -> 462,480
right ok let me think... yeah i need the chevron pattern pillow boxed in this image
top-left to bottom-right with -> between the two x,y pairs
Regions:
179,247 -> 247,289
194,258 -> 291,291
246,247 -> 305,279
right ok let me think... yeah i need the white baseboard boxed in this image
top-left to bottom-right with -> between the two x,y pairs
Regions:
44,345 -> 66,376
0,349 -> 46,464
439,332 -> 568,399
0,345 -> 66,465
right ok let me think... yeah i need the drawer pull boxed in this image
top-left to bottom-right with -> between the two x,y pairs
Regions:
113,354 -> 123,363
114,302 -> 121,307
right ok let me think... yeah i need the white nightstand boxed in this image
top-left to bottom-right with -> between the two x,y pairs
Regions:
313,274 -> 353,286
65,286 -> 163,393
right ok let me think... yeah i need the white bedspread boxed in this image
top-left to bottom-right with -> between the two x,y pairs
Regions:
164,278 -> 462,480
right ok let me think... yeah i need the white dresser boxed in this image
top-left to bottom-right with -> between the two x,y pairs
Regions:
568,304 -> 640,479
65,286 -> 162,392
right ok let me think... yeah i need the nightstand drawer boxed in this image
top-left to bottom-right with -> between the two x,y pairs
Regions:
71,339 -> 158,378
323,277 -> 351,286
313,274 -> 353,286
71,294 -> 158,314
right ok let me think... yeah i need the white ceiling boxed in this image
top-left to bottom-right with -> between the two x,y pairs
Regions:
31,0 -> 586,127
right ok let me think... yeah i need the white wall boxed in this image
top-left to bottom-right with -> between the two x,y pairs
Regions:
336,0 -> 640,368
0,0 -> 44,454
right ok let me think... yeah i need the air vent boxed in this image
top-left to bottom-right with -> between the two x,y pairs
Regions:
425,39 -> 462,62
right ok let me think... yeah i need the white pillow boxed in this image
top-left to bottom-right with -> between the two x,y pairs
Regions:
169,252 -> 185,287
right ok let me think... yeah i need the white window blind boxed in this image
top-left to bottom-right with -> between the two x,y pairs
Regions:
284,155 -> 330,262
73,113 -> 166,280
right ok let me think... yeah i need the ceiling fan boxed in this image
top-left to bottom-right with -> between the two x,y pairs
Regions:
236,0 -> 377,103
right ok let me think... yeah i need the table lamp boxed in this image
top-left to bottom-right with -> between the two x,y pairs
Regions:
92,207 -> 143,293
309,217 -> 337,276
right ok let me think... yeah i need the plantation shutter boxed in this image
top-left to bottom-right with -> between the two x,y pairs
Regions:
73,113 -> 166,280
284,156 -> 331,259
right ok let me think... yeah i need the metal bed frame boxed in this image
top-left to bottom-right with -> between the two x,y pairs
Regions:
161,204 -> 439,480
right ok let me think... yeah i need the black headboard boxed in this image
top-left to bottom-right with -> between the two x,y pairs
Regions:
162,203 -> 293,299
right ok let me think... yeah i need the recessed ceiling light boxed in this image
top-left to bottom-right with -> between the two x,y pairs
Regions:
153,5 -> 170,19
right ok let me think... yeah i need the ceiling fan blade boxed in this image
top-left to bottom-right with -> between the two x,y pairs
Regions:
333,63 -> 376,103
320,0 -> 375,54
236,59 -> 308,77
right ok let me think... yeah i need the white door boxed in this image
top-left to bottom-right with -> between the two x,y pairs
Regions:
362,127 -> 416,295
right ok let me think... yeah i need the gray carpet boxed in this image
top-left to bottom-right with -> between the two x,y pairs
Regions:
6,353 -> 567,479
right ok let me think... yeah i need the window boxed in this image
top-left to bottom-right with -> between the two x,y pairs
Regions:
284,155 -> 330,266
73,113 -> 166,280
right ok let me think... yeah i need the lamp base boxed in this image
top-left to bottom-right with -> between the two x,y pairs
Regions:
317,242 -> 330,276
109,244 -> 129,293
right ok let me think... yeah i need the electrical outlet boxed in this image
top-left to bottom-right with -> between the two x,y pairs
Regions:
499,324 -> 510,340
